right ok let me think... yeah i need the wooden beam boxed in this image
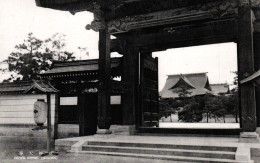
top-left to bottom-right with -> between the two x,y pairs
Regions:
109,80 -> 129,94
140,35 -> 237,53
237,2 -> 257,132
107,0 -> 238,34
130,19 -> 238,51
110,39 -> 125,54
240,69 -> 260,84
97,22 -> 111,130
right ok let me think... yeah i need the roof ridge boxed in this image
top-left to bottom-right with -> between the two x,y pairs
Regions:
52,57 -> 122,68
167,72 -> 208,77
210,83 -> 229,85
0,81 -> 33,87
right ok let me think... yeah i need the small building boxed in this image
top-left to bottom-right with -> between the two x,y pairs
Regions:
210,84 -> 230,96
159,73 -> 211,98
0,58 -> 123,142
0,80 -> 57,148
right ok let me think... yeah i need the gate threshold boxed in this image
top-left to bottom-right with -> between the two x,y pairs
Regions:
137,127 -> 242,136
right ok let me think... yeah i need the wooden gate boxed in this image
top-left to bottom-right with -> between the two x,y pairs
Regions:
139,54 -> 159,127
79,94 -> 98,136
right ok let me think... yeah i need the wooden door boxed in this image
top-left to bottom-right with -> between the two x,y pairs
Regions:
139,54 -> 159,127
79,94 -> 98,136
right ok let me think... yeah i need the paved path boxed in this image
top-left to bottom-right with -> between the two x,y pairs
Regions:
1,135 -> 260,162
57,135 -> 260,148
0,153 -> 183,163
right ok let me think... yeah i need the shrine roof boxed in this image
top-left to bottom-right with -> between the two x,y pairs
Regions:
210,83 -> 230,95
159,72 -> 211,98
41,57 -> 121,75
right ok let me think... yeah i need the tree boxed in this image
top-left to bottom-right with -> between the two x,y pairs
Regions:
176,85 -> 192,99
204,95 -> 229,123
178,99 -> 202,122
44,33 -> 75,61
2,33 -> 77,82
202,93 -> 215,123
158,98 -> 181,122
174,84 -> 203,122
224,88 -> 239,122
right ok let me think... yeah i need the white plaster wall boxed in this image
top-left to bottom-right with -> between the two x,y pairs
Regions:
0,94 -> 56,125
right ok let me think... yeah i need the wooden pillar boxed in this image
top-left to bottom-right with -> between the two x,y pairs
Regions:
46,93 -> 52,152
238,1 -> 257,132
97,22 -> 111,130
54,93 -> 59,139
122,45 -> 139,125
254,32 -> 260,127
79,95 -> 85,136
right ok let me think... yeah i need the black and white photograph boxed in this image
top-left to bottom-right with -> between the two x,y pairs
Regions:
0,0 -> 260,162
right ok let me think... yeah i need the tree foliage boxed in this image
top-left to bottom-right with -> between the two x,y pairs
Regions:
178,99 -> 203,122
159,98 -> 182,122
223,89 -> 239,122
159,90 -> 239,123
3,33 -> 78,82
176,85 -> 192,99
204,94 -> 226,122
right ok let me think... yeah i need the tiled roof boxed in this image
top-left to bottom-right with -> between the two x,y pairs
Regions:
23,80 -> 59,93
0,80 -> 58,94
41,57 -> 122,75
0,81 -> 32,94
160,73 -> 211,98
210,84 -> 230,95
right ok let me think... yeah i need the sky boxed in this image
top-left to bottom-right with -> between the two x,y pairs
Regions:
0,0 -> 237,90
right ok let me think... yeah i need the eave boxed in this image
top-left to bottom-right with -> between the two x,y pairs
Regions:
240,69 -> 260,85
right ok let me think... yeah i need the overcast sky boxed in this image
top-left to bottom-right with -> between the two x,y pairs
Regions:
0,0 -> 237,90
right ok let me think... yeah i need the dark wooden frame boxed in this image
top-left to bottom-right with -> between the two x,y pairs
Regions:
36,0 -> 260,134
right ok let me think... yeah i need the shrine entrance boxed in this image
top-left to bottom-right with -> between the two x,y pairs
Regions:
36,0 -> 260,137
154,43 -> 239,129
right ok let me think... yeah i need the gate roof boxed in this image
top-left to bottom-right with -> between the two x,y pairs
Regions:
40,57 -> 122,79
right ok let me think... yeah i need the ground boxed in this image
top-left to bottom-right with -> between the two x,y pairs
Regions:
160,113 -> 238,123
0,151 -> 180,163
0,137 -> 178,163
1,135 -> 260,163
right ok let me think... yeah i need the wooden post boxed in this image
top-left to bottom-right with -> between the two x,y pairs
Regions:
54,93 -> 59,139
122,45 -> 139,125
238,1 -> 257,132
79,95 -> 85,136
47,93 -> 52,152
97,21 -> 111,132
254,32 -> 260,127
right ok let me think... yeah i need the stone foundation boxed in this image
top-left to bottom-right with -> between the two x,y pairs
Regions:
239,132 -> 259,143
57,124 -> 79,138
256,127 -> 260,135
110,125 -> 136,135
0,124 -> 51,150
